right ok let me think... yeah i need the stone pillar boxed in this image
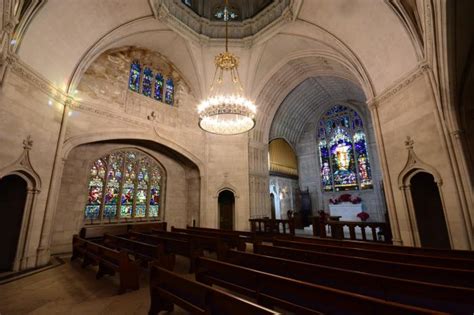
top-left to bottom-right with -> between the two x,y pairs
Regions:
36,98 -> 72,266
367,101 -> 402,245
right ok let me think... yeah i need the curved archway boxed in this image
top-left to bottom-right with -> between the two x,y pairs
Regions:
218,190 -> 235,230
0,175 -> 28,271
410,172 -> 450,249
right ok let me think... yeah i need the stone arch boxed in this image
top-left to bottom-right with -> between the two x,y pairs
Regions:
398,138 -> 451,247
62,131 -> 206,176
0,137 -> 41,271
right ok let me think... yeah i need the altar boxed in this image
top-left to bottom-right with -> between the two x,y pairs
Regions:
329,203 -> 363,221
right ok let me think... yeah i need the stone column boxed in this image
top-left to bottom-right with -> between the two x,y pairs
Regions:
367,101 -> 402,245
36,98 -> 72,266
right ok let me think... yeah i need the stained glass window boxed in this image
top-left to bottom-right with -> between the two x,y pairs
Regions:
142,67 -> 153,97
154,73 -> 164,101
165,78 -> 174,105
84,150 -> 164,224
128,61 -> 176,106
128,61 -> 141,92
318,105 -> 373,191
85,159 -> 105,220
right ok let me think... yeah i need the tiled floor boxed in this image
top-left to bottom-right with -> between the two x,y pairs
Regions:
0,255 -> 192,315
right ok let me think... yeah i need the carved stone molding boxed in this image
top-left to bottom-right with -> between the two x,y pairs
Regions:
397,136 -> 442,188
6,53 -> 69,103
72,101 -> 151,128
369,63 -> 430,106
150,0 -> 292,40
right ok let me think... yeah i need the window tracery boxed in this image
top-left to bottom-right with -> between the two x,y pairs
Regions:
84,150 -> 163,224
318,105 -> 373,192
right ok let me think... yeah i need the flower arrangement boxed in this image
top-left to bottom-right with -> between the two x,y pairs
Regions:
329,194 -> 362,205
356,211 -> 370,221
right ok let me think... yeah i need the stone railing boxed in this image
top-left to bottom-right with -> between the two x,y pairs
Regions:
249,218 -> 295,236
311,217 -> 392,243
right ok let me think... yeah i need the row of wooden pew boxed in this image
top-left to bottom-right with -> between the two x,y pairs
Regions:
158,227 -> 473,314
71,223 -> 474,314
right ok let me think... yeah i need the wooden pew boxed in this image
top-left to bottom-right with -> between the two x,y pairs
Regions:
79,222 -> 167,240
148,263 -> 280,315
188,226 -> 268,243
273,238 -> 474,270
277,235 -> 474,260
128,222 -> 167,234
71,234 -> 140,293
249,218 -> 295,236
151,229 -> 229,256
255,244 -> 474,288
221,249 -> 474,314
195,257 -> 445,315
171,226 -> 247,250
102,233 -> 167,267
128,231 -> 202,272
79,224 -> 128,240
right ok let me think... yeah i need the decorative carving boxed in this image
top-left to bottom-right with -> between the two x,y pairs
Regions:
23,135 -> 33,150
404,136 -> 414,150
147,111 -> 157,121
398,136 -> 442,187
0,136 -> 42,190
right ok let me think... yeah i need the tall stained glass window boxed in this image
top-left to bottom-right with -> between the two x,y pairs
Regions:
142,67 -> 153,97
84,150 -> 164,224
318,105 -> 372,191
154,73 -> 164,101
128,61 -> 141,92
165,78 -> 174,105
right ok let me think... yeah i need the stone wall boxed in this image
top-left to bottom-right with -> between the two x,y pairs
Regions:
50,142 -> 199,254
375,70 -> 472,249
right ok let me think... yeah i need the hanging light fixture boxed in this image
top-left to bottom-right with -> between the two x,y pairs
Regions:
197,0 -> 256,135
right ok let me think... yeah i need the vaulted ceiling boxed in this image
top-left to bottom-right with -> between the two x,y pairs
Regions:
15,0 -> 419,100
270,76 -> 366,147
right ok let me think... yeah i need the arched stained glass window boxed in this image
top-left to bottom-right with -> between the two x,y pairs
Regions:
128,61 -> 141,92
318,105 -> 372,191
142,67 -> 153,97
154,73 -> 164,101
165,78 -> 174,105
84,150 -> 164,224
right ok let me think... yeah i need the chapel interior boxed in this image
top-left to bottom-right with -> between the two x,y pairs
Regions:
0,0 -> 473,314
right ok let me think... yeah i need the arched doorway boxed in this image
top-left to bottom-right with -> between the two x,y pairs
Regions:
410,172 -> 450,249
218,190 -> 235,230
0,175 -> 28,271
270,193 -> 276,219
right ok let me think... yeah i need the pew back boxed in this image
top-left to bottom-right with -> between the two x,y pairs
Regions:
222,249 -> 474,313
196,257 -> 445,315
149,264 -> 280,315
256,243 -> 474,288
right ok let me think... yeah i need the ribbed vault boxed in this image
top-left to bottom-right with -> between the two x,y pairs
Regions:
269,76 -> 366,147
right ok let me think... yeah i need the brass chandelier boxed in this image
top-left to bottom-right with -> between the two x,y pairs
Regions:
197,0 -> 256,135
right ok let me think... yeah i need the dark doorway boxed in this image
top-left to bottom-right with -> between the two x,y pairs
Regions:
218,190 -> 235,230
410,172 -> 450,249
270,193 -> 276,219
0,175 -> 28,271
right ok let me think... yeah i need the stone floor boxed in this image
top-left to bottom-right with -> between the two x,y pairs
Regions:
0,255 -> 193,315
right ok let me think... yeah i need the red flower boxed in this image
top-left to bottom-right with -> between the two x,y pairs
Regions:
357,212 -> 369,221
339,194 -> 352,202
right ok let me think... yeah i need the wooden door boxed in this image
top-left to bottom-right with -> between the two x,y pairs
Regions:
219,190 -> 234,230
0,175 -> 27,271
